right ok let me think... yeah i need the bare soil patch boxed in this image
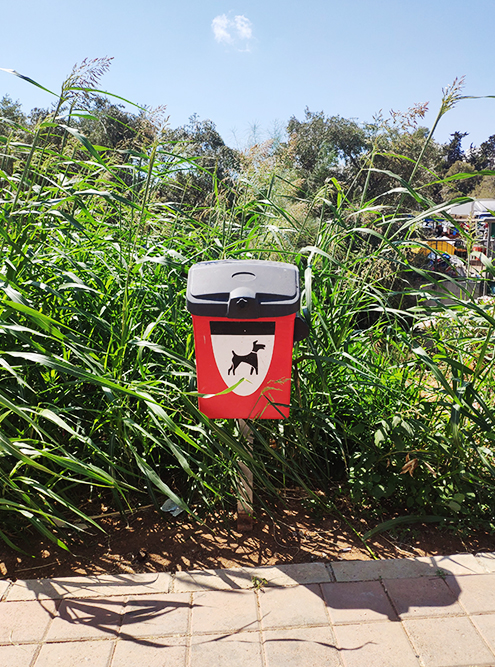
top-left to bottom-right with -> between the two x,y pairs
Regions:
1,494 -> 493,581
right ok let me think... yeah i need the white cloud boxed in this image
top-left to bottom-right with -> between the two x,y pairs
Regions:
234,15 -> 252,40
212,14 -> 232,44
212,14 -> 253,49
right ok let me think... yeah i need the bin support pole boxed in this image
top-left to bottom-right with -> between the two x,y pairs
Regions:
236,419 -> 254,531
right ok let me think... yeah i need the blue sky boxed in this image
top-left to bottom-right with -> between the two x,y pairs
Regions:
1,0 -> 494,150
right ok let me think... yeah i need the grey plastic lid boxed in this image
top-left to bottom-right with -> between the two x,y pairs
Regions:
186,259 -> 300,318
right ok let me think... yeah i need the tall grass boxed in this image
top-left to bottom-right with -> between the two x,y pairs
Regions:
1,64 -> 495,551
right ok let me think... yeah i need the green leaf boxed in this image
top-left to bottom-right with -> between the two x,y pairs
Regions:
0,68 -> 57,96
374,429 -> 386,446
363,515 -> 448,541
448,501 -> 461,512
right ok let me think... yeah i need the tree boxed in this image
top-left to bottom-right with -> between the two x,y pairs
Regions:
285,108 -> 370,193
158,115 -> 240,209
0,95 -> 26,137
283,106 -> 446,210
471,175 -> 495,199
443,131 -> 468,168
78,96 -> 140,148
469,134 -> 495,171
369,124 -> 444,204
440,160 -> 477,200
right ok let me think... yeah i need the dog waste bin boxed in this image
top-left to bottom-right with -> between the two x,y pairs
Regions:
186,259 -> 308,419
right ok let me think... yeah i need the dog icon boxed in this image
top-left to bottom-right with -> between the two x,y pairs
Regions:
228,340 -> 266,376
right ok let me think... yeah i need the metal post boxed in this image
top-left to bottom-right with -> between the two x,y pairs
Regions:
236,419 -> 254,531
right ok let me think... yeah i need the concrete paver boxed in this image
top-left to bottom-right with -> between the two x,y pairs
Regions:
190,631 -> 263,667
476,552 -> 495,573
404,615 -> 495,666
331,553 -> 485,582
322,580 -> 397,623
417,553 -> 486,576
174,562 -> 332,592
111,637 -> 187,667
1,551 -> 495,667
174,567 -> 250,592
6,572 -> 172,601
46,597 -> 125,641
34,639 -> 115,667
0,643 -> 38,667
258,583 -> 328,629
263,626 -> 341,667
120,593 -> 190,638
332,557 -> 430,582
383,576 -> 463,618
446,572 -> 495,614
249,562 -> 333,586
471,613 -> 495,653
0,599 -> 58,643
0,579 -> 11,600
333,621 -> 421,667
192,589 -> 258,634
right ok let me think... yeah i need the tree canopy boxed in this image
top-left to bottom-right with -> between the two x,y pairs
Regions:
1,85 -> 494,208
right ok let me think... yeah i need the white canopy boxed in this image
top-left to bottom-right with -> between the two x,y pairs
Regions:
447,199 -> 495,216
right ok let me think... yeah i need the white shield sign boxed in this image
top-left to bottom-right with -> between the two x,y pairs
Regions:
210,321 -> 275,396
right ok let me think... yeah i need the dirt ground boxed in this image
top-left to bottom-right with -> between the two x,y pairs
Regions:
1,493 -> 494,581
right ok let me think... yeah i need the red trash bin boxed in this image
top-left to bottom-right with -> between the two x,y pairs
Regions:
186,260 -> 308,419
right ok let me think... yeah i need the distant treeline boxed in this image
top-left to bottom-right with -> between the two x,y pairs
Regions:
2,91 -> 494,214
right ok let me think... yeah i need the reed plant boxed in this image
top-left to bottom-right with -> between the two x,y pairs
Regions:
1,63 -> 495,551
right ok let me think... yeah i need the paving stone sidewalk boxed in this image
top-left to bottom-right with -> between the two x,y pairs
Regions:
1,552 -> 495,667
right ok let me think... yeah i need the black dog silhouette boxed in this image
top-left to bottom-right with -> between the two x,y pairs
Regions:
228,340 -> 265,376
